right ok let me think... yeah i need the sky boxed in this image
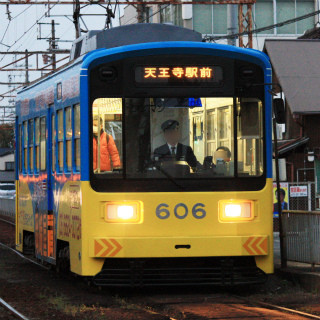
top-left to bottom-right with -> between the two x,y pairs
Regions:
0,3 -> 124,121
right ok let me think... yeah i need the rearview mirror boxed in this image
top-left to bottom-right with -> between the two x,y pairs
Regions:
273,98 -> 285,124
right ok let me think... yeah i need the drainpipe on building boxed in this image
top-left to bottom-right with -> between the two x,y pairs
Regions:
227,4 -> 237,46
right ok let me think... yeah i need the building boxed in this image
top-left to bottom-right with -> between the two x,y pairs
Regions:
0,148 -> 15,183
120,0 -> 320,50
264,39 -> 320,209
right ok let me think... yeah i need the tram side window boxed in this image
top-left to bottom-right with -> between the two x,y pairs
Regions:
28,119 -> 34,173
74,104 -> 80,171
40,117 -> 46,171
237,98 -> 263,177
65,107 -> 72,171
57,110 -> 64,172
35,118 -> 40,172
52,113 -> 56,172
23,121 -> 27,173
19,125 -> 22,173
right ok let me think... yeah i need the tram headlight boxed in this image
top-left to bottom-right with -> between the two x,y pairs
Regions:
219,200 -> 254,222
117,206 -> 134,219
105,201 -> 143,223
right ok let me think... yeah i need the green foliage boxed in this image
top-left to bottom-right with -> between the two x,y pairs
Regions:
0,124 -> 14,148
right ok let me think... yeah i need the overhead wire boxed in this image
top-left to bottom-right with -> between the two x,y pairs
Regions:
0,2 -> 60,104
2,2 -> 60,57
1,4 -> 33,46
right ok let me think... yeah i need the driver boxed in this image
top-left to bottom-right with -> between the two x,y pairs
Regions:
153,119 -> 198,170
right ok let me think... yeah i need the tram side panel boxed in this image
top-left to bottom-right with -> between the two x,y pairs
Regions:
15,63 -> 82,265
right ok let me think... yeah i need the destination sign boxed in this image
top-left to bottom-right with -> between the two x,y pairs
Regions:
135,66 -> 223,86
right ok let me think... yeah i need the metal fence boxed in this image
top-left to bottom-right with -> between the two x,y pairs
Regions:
281,210 -> 320,266
274,182 -> 316,231
287,182 -> 316,211
0,198 -> 15,222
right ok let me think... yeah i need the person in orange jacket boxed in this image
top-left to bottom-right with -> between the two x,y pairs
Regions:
93,116 -> 121,172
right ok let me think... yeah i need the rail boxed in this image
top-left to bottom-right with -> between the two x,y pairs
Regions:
0,197 -> 15,222
281,210 -> 320,269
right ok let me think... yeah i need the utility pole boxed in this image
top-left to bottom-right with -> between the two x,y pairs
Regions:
51,20 -> 57,70
238,4 -> 253,48
137,0 -> 145,23
25,49 -> 29,84
227,4 -> 237,46
73,0 -> 81,38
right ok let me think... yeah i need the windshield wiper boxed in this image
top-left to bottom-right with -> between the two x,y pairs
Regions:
151,161 -> 185,190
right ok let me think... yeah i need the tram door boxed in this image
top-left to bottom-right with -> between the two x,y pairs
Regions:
47,107 -> 55,258
35,108 -> 54,260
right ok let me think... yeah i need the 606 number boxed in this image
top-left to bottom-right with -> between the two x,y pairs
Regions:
156,203 -> 206,220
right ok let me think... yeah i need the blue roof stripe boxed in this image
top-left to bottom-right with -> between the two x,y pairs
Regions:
81,41 -> 271,71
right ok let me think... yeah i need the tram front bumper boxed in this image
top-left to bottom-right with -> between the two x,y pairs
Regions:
90,235 -> 269,258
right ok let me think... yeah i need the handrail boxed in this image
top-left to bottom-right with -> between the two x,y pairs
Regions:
282,210 -> 320,215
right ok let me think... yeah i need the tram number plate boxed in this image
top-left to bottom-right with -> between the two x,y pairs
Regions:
156,203 -> 206,220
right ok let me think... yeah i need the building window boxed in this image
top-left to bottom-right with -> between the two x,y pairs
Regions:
146,7 -> 153,23
160,5 -> 183,26
254,0 -> 274,34
5,162 -> 14,171
254,0 -> 314,35
193,0 -> 314,36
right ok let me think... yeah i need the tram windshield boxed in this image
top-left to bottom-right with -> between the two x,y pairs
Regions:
92,97 -> 264,179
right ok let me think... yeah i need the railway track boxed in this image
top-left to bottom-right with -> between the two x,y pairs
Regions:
0,216 -> 15,226
1,218 -> 320,320
0,241 -> 49,270
0,298 -> 29,320
236,297 -> 320,320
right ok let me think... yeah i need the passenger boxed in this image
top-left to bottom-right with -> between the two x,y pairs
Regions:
215,146 -> 231,162
93,116 -> 121,172
153,119 -> 198,169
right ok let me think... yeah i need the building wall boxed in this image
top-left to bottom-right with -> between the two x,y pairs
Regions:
0,153 -> 14,171
283,114 -> 320,182
120,5 -> 138,25
120,0 -> 318,51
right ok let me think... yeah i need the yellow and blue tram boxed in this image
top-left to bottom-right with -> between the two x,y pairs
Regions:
15,24 -> 273,286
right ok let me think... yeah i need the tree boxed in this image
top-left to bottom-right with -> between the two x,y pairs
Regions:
0,124 -> 14,148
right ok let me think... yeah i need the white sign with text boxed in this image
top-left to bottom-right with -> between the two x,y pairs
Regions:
290,186 -> 308,197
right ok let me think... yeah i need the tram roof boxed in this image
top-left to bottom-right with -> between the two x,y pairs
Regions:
265,39 -> 320,114
70,24 -> 203,60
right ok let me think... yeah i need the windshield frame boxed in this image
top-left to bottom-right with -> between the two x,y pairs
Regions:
90,96 -> 267,193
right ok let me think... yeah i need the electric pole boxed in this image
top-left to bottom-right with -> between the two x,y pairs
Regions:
25,49 -> 29,84
51,20 -> 57,70
137,0 -> 144,23
73,0 -> 81,38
